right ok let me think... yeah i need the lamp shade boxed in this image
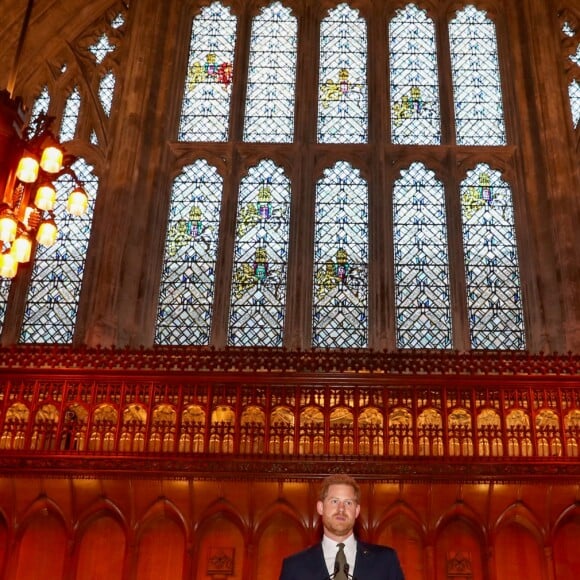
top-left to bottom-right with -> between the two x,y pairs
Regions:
67,187 -> 88,216
11,234 -> 32,263
40,146 -> 63,173
0,213 -> 18,244
36,218 -> 58,247
34,184 -> 57,211
16,154 -> 40,183
0,252 -> 18,278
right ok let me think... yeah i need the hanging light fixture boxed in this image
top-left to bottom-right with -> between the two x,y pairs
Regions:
0,0 -> 89,279
0,91 -> 89,279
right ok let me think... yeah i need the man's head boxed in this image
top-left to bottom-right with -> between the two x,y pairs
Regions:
316,474 -> 361,541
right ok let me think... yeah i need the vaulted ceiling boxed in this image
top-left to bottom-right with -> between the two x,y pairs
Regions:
0,0 -> 120,95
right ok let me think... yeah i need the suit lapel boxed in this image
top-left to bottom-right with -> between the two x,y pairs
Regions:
309,544 -> 330,579
353,541 -> 374,578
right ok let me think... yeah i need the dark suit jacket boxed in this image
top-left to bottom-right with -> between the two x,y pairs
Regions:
279,540 -> 405,580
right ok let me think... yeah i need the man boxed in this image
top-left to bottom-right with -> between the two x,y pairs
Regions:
279,474 -> 405,580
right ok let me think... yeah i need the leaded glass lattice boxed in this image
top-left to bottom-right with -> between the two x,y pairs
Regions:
20,159 -> 98,343
449,6 -> 506,145
569,80 -> 580,127
59,87 -> 81,142
393,162 -> 452,348
0,278 -> 11,335
228,160 -> 290,347
98,70 -> 116,116
30,87 -> 50,123
89,34 -> 115,64
178,2 -> 236,142
317,3 -> 367,143
312,162 -> 368,348
156,160 -> 223,345
243,2 -> 297,143
460,164 -> 524,349
389,4 -> 441,145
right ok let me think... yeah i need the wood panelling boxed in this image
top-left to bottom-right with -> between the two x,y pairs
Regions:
0,477 -> 579,579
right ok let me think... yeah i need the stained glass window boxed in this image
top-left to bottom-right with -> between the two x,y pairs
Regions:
389,4 -> 441,144
0,279 -> 10,336
89,33 -> 115,64
59,86 -> 81,142
449,6 -> 506,145
156,160 -> 223,345
178,2 -> 236,142
317,3 -> 367,143
243,2 -> 297,143
312,162 -> 368,348
569,80 -> 580,128
460,163 -> 524,349
228,160 -> 290,347
20,159 -> 98,343
30,86 -> 50,122
98,70 -> 116,116
393,162 -> 452,348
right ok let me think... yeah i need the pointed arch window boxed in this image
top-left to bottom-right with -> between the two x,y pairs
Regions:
59,86 -> 81,142
460,164 -> 524,349
393,162 -> 452,349
560,15 -> 580,129
312,161 -> 368,348
178,2 -> 237,142
243,2 -> 298,143
228,160 -> 291,347
318,3 -> 368,143
156,160 -> 223,345
449,6 -> 506,145
20,159 -> 98,343
98,71 -> 116,116
389,3 -> 441,144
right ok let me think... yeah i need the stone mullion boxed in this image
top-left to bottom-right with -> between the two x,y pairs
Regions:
285,1 -> 320,349
210,2 -> 253,347
78,0 -> 181,347
507,0 -> 580,352
436,5 -> 470,350
369,2 -> 390,350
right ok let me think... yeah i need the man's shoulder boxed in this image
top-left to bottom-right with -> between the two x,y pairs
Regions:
283,543 -> 322,562
357,541 -> 398,557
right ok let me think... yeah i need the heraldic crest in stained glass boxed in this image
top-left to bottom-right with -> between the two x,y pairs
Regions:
392,85 -> 433,126
166,205 -> 214,256
461,171 -> 504,219
187,52 -> 233,91
320,68 -> 363,108
233,181 -> 285,299
315,248 -> 365,300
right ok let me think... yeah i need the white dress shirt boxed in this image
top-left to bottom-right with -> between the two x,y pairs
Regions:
321,533 -> 357,577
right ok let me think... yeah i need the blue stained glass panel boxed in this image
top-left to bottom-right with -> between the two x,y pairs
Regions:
228,160 -> 290,347
393,162 -> 452,348
318,3 -> 368,143
156,160 -> 223,345
389,4 -> 441,144
312,162 -> 368,348
461,164 -> 524,349
449,6 -> 506,145
20,159 -> 98,344
178,2 -> 236,142
243,2 -> 297,143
